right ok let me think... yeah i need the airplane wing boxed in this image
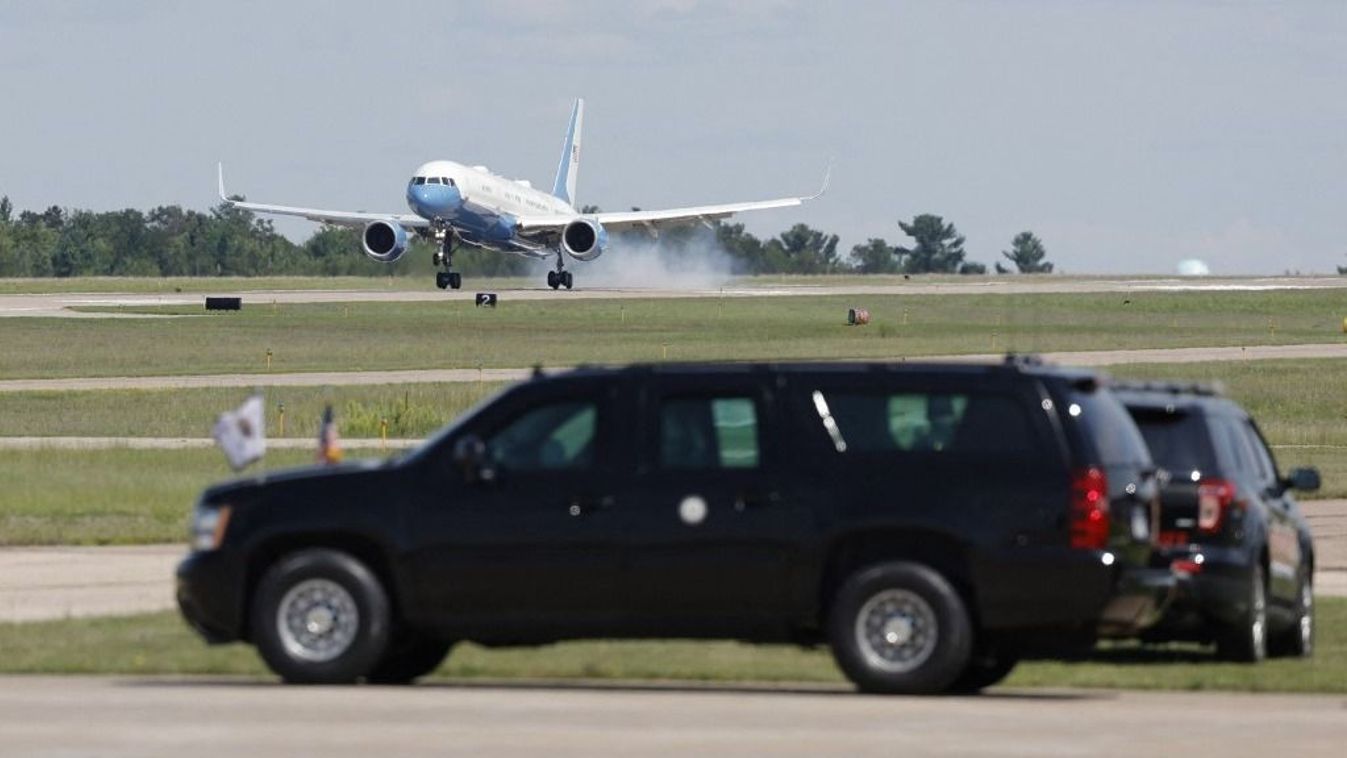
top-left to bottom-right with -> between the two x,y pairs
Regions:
515,164 -> 831,235
216,164 -> 430,229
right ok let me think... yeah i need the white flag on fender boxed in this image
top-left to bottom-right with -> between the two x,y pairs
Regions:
212,394 -> 266,471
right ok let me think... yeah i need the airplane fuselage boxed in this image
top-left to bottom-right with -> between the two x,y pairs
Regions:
405,160 -> 571,253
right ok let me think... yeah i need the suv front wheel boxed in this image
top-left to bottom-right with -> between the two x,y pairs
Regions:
828,561 -> 973,694
251,548 -> 392,684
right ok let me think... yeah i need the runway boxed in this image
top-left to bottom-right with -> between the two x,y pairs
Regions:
0,676 -> 1343,757
2,275 -> 1346,318
2,342 -> 1345,393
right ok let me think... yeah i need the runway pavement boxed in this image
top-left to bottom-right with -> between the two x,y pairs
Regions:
3,342 -> 1346,393
0,545 -> 182,622
0,676 -> 1343,757
2,275 -> 1346,318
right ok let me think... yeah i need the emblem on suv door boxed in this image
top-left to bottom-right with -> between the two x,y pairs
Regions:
679,495 -> 708,525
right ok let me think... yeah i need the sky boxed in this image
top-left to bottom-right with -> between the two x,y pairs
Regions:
1,0 -> 1344,274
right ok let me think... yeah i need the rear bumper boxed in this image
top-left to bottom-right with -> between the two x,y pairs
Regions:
1095,566 -> 1179,637
1146,548 -> 1254,638
176,549 -> 246,644
974,548 -> 1176,637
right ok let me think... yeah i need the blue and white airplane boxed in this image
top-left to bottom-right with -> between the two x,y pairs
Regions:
218,99 -> 828,290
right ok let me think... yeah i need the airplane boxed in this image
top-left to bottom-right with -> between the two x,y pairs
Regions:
217,99 -> 829,291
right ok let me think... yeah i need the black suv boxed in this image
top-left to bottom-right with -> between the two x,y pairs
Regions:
1116,383 -> 1320,661
178,360 -> 1174,693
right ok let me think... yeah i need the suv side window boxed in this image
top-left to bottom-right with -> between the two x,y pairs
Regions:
659,396 -> 760,469
810,389 -> 1037,455
487,399 -> 597,472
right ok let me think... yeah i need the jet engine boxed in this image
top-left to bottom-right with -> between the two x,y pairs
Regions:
362,220 -> 409,263
561,218 -> 608,262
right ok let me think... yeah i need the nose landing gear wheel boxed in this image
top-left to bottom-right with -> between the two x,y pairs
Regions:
547,270 -> 560,290
561,271 -> 573,290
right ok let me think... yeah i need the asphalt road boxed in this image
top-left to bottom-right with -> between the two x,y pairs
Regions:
2,275 -> 1346,318
0,676 -> 1343,757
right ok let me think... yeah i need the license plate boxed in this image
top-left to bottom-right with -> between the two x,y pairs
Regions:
1157,529 -> 1190,547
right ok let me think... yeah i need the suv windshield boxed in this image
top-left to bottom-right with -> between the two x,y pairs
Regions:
1070,389 -> 1151,467
1128,407 -> 1217,477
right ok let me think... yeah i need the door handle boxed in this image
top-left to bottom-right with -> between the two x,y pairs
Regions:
568,495 -> 614,517
734,491 -> 781,511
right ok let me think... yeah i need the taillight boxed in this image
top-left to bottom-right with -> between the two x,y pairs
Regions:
1070,466 -> 1110,549
1197,479 -> 1236,533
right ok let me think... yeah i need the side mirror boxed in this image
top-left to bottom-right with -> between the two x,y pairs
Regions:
1283,467 -> 1321,493
452,434 -> 496,484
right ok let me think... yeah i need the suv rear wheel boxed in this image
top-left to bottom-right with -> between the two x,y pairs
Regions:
251,548 -> 392,684
1269,572 -> 1313,658
1216,562 -> 1267,662
828,561 -> 973,694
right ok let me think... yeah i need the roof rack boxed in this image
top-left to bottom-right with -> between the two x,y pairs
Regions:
1111,379 -> 1226,397
1002,352 -> 1047,367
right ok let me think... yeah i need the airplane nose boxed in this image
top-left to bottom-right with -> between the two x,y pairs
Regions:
407,184 -> 462,216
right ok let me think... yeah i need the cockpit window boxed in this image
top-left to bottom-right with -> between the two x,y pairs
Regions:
413,177 -> 426,185
442,177 -> 455,187
427,177 -> 442,185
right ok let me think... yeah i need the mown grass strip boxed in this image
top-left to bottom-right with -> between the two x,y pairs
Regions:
0,447 -> 398,546
6,289 -> 1347,379
0,383 -> 502,439
1,599 -> 1343,693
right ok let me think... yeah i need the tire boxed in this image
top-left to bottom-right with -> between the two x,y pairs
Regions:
828,561 -> 973,695
366,633 -> 454,684
251,548 -> 391,684
947,648 -> 1019,694
1216,562 -> 1267,663
1269,571 -> 1314,658
547,271 -> 559,289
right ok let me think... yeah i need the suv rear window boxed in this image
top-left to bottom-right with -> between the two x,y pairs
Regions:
1069,389 -> 1151,467
1128,407 -> 1217,477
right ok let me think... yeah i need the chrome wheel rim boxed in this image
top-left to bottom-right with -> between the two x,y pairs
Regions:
854,588 -> 938,673
1299,577 -> 1314,653
1250,572 -> 1266,656
277,578 -> 360,663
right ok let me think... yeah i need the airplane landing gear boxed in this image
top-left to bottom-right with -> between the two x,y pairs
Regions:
433,232 -> 461,290
547,255 -> 573,290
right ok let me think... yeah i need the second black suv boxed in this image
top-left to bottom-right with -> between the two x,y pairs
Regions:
179,360 -> 1174,693
1117,383 -> 1320,661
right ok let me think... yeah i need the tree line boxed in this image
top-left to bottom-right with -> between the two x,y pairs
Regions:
0,194 -> 1057,277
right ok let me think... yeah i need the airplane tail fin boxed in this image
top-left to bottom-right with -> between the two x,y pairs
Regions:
551,98 -> 584,208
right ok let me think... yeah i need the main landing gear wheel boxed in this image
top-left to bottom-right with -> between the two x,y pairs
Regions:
433,236 -> 461,290
547,270 -> 573,290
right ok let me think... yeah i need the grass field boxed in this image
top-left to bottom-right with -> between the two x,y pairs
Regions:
0,383 -> 503,438
2,599 -> 1344,693
4,289 -> 1346,379
0,447 -> 397,545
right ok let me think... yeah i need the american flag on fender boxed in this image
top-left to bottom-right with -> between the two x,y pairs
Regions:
317,403 -> 343,464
